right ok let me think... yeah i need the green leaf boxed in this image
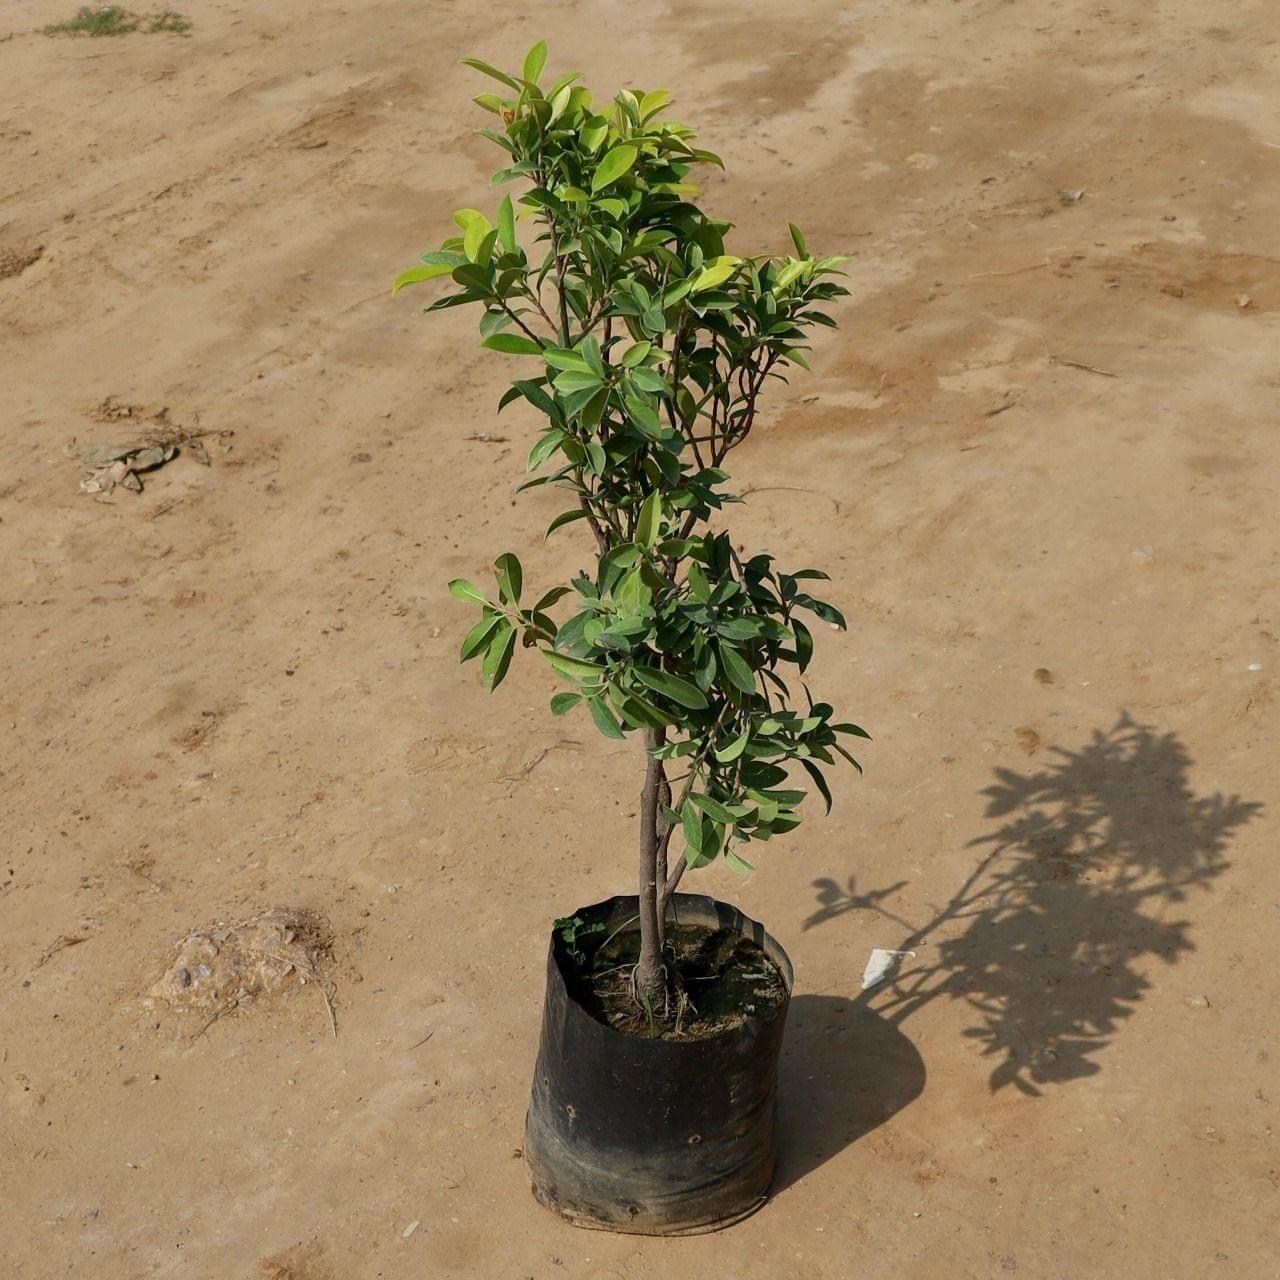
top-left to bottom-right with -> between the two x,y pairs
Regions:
482,622 -> 516,689
689,792 -> 742,824
514,379 -> 560,419
547,84 -> 573,124
543,347 -> 589,372
589,695 -> 626,740
716,617 -> 763,641
463,215 -> 494,263
546,508 -> 588,538
580,335 -> 606,379
635,491 -> 662,548
725,850 -> 756,876
792,617 -> 814,672
602,542 -> 641,576
522,40 -> 548,86
392,262 -> 454,294
690,256 -> 741,293
797,595 -> 847,628
533,586 -> 571,611
641,307 -> 667,334
494,552 -> 522,605
686,815 -> 722,869
774,260 -> 810,290
788,222 -> 808,256
482,332 -> 541,355
714,728 -> 751,763
638,89 -> 672,120
543,651 -> 603,682
460,57 -> 521,90
591,144 -> 637,192
527,429 -> 564,470
625,396 -> 663,439
800,758 -> 833,814
620,341 -> 652,367
460,613 -> 501,661
833,722 -> 872,740
628,367 -> 667,394
480,309 -> 511,339
579,115 -> 609,152
718,644 -> 756,694
448,578 -> 488,606
497,194 -> 516,253
633,666 -> 709,709
550,691 -> 583,716
553,368 -> 603,395
420,249 -> 468,268
450,262 -> 491,292
681,799 -> 704,857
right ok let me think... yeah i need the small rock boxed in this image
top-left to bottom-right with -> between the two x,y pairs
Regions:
174,968 -> 191,988
1237,293 -> 1254,310
1034,667 -> 1054,685
402,1219 -> 420,1239
1184,994 -> 1211,1009
352,452 -> 373,463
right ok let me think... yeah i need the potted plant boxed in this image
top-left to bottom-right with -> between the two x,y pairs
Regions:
395,43 -> 866,1234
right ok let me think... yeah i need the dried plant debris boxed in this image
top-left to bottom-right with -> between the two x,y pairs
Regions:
0,245 -> 44,280
150,907 -> 338,1037
78,442 -> 177,494
71,400 -> 228,495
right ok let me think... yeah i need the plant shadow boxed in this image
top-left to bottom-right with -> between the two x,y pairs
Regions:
774,995 -> 926,1191
804,713 -> 1262,1097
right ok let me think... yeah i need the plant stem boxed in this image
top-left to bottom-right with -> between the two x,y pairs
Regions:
635,726 -> 667,1008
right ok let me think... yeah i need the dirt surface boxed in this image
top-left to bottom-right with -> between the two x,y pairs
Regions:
2,1 -> 1277,1276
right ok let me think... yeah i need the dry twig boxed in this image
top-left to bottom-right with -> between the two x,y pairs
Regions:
968,261 -> 1049,280
1052,357 -> 1118,378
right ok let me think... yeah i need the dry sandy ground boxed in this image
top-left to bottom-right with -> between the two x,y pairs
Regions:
2,1 -> 1278,1276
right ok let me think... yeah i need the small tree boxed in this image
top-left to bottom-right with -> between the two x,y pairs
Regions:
396,44 -> 867,1013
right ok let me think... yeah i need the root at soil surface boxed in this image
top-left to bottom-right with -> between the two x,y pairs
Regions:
578,923 -> 786,1041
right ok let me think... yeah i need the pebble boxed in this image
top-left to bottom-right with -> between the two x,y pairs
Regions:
402,1220 -> 420,1239
1184,994 -> 1211,1009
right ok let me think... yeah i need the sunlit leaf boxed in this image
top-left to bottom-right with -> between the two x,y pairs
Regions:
448,578 -> 487,605
522,40 -> 548,86
392,262 -> 454,294
591,144 -> 637,192
494,552 -> 522,605
482,332 -> 541,355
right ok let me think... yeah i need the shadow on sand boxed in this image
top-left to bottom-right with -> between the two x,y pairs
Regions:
776,714 -> 1261,1183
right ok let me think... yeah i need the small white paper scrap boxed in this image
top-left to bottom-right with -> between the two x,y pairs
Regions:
861,948 -> 916,990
